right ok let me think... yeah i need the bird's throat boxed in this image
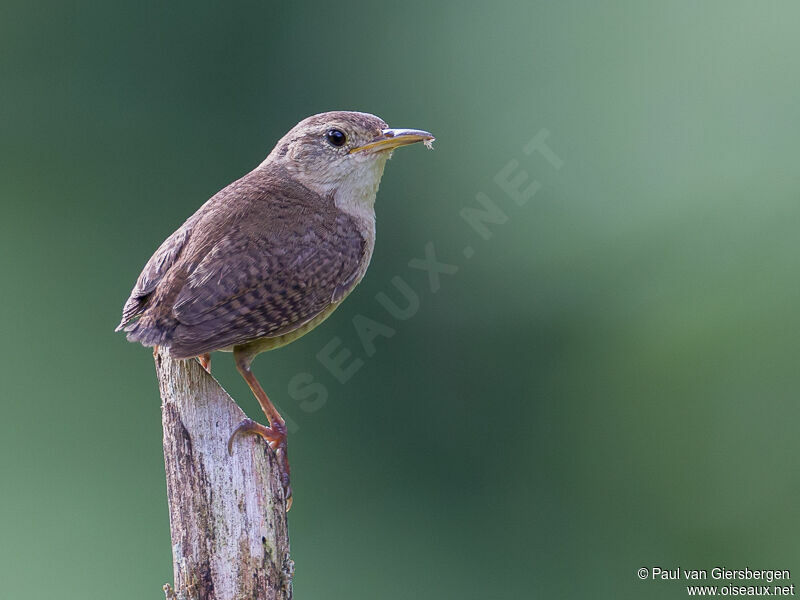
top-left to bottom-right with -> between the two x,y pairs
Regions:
332,154 -> 387,233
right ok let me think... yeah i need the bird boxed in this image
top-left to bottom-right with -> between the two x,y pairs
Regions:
116,111 -> 434,510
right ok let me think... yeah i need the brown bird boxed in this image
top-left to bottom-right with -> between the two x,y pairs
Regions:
116,111 -> 434,509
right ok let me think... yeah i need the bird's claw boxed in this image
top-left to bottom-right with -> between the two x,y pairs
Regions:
196,353 -> 212,373
228,418 -> 293,511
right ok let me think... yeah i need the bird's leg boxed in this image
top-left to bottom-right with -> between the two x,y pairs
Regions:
196,353 -> 212,373
228,350 -> 292,510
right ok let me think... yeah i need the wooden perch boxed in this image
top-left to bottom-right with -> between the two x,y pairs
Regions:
154,347 -> 293,600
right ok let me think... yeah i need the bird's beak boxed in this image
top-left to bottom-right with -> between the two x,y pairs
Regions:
350,128 -> 435,154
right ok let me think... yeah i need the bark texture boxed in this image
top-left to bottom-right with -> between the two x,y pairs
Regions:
155,347 -> 293,600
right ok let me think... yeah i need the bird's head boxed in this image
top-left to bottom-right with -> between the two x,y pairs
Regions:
265,111 -> 434,201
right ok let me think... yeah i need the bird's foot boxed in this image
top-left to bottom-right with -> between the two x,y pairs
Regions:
228,418 -> 292,511
196,353 -> 211,374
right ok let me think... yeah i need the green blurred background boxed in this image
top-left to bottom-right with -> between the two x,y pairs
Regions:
2,1 -> 799,598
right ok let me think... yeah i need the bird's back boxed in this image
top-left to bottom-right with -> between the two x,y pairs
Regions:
117,163 -> 367,358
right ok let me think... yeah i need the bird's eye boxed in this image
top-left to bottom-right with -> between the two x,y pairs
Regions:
325,129 -> 347,147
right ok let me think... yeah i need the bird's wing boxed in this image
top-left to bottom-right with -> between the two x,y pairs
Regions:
166,208 -> 365,357
116,214 -> 200,330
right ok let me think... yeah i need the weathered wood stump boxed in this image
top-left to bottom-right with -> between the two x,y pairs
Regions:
155,348 -> 292,600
